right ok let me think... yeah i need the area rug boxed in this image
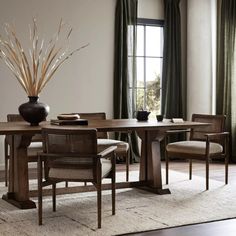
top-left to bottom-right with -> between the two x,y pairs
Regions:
0,169 -> 235,236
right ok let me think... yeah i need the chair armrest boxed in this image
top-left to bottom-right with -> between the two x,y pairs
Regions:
205,132 -> 229,138
37,152 -> 67,161
205,132 -> 229,142
165,129 -> 190,145
38,152 -> 80,157
205,132 -> 229,155
166,129 -> 190,135
98,146 -> 117,172
120,130 -> 132,134
108,130 -> 132,139
98,146 -> 117,158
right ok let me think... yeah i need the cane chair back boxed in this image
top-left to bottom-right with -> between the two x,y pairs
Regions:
77,112 -> 130,181
190,114 -> 225,144
78,112 -> 108,139
38,127 -> 116,228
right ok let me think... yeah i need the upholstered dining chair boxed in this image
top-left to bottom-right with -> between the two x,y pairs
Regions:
37,127 -> 116,228
4,114 -> 43,186
165,114 -> 229,190
77,113 -> 130,181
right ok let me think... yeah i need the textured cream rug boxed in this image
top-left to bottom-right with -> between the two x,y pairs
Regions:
0,169 -> 235,236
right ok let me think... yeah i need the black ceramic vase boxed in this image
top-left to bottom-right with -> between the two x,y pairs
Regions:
18,96 -> 49,126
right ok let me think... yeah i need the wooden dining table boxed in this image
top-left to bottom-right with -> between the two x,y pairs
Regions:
0,118 -> 208,209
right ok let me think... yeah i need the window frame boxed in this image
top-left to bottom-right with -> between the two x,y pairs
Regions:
132,18 -> 164,113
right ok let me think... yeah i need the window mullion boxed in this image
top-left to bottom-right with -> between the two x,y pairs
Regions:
132,19 -> 164,115
144,24 -> 146,110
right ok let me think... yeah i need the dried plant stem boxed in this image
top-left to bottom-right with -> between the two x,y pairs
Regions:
0,19 -> 88,96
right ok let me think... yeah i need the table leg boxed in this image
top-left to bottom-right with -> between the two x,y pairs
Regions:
138,130 -> 170,194
8,135 -> 14,193
2,134 -> 36,209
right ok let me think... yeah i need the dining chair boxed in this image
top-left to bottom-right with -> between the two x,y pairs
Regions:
165,114 -> 229,190
38,127 -> 116,228
77,113 -> 130,181
4,114 -> 43,186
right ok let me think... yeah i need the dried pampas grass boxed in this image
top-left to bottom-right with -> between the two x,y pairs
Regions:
0,18 -> 88,96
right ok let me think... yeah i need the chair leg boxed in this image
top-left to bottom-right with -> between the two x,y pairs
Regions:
65,181 -> 68,188
97,162 -> 102,229
38,158 -> 43,225
166,154 -> 169,185
189,159 -> 192,180
112,161 -> 116,215
5,157 -> 8,187
4,140 -> 8,187
97,184 -> 102,229
52,183 -> 56,212
126,151 -> 130,182
225,155 -> 229,185
206,158 -> 209,190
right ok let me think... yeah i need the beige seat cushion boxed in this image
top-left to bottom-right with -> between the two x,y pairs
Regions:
48,158 -> 112,180
166,141 -> 223,155
27,142 -> 43,156
97,139 -> 129,154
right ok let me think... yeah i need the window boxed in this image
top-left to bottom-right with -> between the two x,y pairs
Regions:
129,19 -> 164,118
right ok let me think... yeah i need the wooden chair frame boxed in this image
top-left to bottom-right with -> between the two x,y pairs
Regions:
37,128 -> 116,228
72,112 -> 130,181
165,114 -> 229,190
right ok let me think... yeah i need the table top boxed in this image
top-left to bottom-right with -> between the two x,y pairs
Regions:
0,119 -> 209,135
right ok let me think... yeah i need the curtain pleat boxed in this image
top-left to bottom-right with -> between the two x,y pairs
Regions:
160,0 -> 185,156
161,0 -> 185,119
114,0 -> 140,162
216,0 -> 236,161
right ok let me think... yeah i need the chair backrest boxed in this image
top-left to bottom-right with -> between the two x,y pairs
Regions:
42,128 -> 98,154
77,112 -> 108,139
190,114 -> 225,144
7,114 -> 24,122
42,128 -> 98,180
7,114 -> 43,142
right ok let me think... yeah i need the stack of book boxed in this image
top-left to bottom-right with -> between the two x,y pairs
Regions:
50,119 -> 88,126
51,114 -> 88,125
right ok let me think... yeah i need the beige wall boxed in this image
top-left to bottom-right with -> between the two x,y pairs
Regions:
0,0 -> 116,167
138,0 -> 164,19
0,0 -> 115,119
187,0 -> 216,119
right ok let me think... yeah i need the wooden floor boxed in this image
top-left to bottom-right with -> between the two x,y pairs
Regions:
126,218 -> 236,236
1,160 -> 236,236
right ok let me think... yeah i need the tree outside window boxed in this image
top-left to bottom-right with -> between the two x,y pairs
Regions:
129,19 -> 164,118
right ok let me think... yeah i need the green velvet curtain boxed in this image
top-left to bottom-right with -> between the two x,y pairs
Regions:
216,0 -> 236,161
113,0 -> 140,162
161,0 -> 185,119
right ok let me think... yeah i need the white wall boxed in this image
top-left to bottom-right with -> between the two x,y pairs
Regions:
187,0 -> 216,119
0,0 -> 116,167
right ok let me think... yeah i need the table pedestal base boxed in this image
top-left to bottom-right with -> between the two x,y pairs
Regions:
2,193 -> 36,209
